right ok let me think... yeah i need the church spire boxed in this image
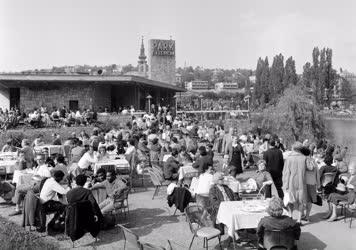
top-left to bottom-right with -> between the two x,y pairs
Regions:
138,36 -> 148,75
139,36 -> 146,61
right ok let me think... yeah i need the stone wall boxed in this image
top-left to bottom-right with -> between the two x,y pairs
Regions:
92,85 -> 111,110
20,84 -> 94,111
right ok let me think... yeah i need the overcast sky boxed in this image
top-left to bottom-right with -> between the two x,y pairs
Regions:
1,0 -> 356,73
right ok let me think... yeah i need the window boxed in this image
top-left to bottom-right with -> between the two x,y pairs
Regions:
69,100 -> 79,111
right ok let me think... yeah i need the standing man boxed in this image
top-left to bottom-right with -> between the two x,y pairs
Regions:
263,140 -> 284,198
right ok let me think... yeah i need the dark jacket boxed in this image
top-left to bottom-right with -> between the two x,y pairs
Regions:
66,186 -> 103,221
163,156 -> 180,180
257,215 -> 301,246
208,185 -> 237,222
167,187 -> 192,212
263,147 -> 284,177
192,154 -> 213,174
65,200 -> 100,242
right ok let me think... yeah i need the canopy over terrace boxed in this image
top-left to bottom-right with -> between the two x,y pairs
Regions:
0,74 -> 185,112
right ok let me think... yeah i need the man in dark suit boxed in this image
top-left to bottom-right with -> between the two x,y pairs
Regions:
193,146 -> 213,174
263,140 -> 284,198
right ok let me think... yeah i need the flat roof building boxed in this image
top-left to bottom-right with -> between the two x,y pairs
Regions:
0,74 -> 185,112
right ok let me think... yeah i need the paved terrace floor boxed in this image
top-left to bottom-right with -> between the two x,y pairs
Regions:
0,181 -> 355,250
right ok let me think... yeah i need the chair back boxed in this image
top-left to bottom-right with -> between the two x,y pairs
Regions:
321,172 -> 337,187
263,230 -> 295,250
0,166 -> 6,177
147,168 -> 162,186
185,205 -> 205,234
119,225 -> 143,250
151,165 -> 164,180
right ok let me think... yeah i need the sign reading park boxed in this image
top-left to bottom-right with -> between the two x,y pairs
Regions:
151,39 -> 175,56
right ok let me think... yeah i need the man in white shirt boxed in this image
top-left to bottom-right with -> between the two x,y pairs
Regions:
77,145 -> 97,170
34,154 -> 52,178
38,170 -> 68,232
40,170 -> 68,203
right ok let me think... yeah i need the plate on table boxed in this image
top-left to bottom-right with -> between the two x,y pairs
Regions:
240,204 -> 266,213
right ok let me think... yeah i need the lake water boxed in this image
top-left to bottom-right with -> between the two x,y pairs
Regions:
326,119 -> 356,156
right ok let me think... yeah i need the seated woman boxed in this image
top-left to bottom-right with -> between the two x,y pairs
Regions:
208,172 -> 238,235
324,162 -> 356,222
163,148 -> 180,181
257,197 -> 301,250
96,146 -> 110,163
250,160 -> 274,197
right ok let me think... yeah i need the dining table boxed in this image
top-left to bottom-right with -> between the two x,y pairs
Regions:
216,199 -> 271,238
0,152 -> 18,174
34,145 -> 65,156
94,158 -> 130,175
12,170 -> 34,185
178,165 -> 199,181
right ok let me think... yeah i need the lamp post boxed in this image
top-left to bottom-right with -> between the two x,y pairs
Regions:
173,94 -> 179,115
146,94 -> 152,113
198,94 -> 203,121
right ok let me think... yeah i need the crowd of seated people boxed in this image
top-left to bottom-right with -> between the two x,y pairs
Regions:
0,105 -> 353,248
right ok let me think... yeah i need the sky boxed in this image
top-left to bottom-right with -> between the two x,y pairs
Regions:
1,0 -> 356,73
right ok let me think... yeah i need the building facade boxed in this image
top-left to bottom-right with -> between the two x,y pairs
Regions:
215,82 -> 238,91
148,39 -> 176,85
0,75 -> 184,112
185,80 -> 209,91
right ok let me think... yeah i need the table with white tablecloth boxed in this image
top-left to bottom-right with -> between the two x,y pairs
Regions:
0,159 -> 17,174
34,145 -> 64,156
94,159 -> 130,175
178,165 -> 199,181
12,170 -> 34,185
216,199 -> 270,237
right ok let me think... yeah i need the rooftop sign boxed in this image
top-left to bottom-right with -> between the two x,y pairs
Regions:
151,39 -> 175,56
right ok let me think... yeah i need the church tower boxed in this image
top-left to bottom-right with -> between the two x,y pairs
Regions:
137,37 -> 148,76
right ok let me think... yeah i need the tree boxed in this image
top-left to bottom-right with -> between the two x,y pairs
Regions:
302,62 -> 313,88
254,57 -> 265,107
260,57 -> 270,104
259,85 -> 326,146
283,56 -> 298,87
339,77 -> 352,101
269,54 -> 285,100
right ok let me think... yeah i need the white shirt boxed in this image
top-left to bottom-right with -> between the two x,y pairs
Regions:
34,164 -> 52,178
78,151 -> 97,169
40,177 -> 67,203
195,172 -> 214,197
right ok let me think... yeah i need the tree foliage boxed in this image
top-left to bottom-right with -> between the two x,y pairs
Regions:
258,85 -> 326,146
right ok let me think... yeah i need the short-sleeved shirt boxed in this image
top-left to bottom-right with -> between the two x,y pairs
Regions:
103,178 -> 126,197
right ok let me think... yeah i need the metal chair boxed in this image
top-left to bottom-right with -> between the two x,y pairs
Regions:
119,225 -> 167,250
185,205 -> 222,250
263,229 -> 296,250
0,166 -> 7,180
343,203 -> 356,228
321,172 -> 337,187
147,169 -> 171,200
113,187 -> 131,218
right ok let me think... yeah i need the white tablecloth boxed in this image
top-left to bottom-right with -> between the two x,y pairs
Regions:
0,160 -> 17,174
216,200 -> 270,237
12,170 -> 34,185
94,159 -> 130,174
34,145 -> 64,155
178,165 -> 199,180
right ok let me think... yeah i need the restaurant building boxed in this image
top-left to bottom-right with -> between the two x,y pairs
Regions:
0,74 -> 184,112
0,38 -> 185,111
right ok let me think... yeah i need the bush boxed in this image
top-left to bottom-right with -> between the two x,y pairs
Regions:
0,216 -> 59,250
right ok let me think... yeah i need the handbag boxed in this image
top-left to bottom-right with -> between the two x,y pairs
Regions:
313,195 -> 323,206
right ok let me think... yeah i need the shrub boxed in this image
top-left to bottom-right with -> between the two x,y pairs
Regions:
0,216 -> 59,250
